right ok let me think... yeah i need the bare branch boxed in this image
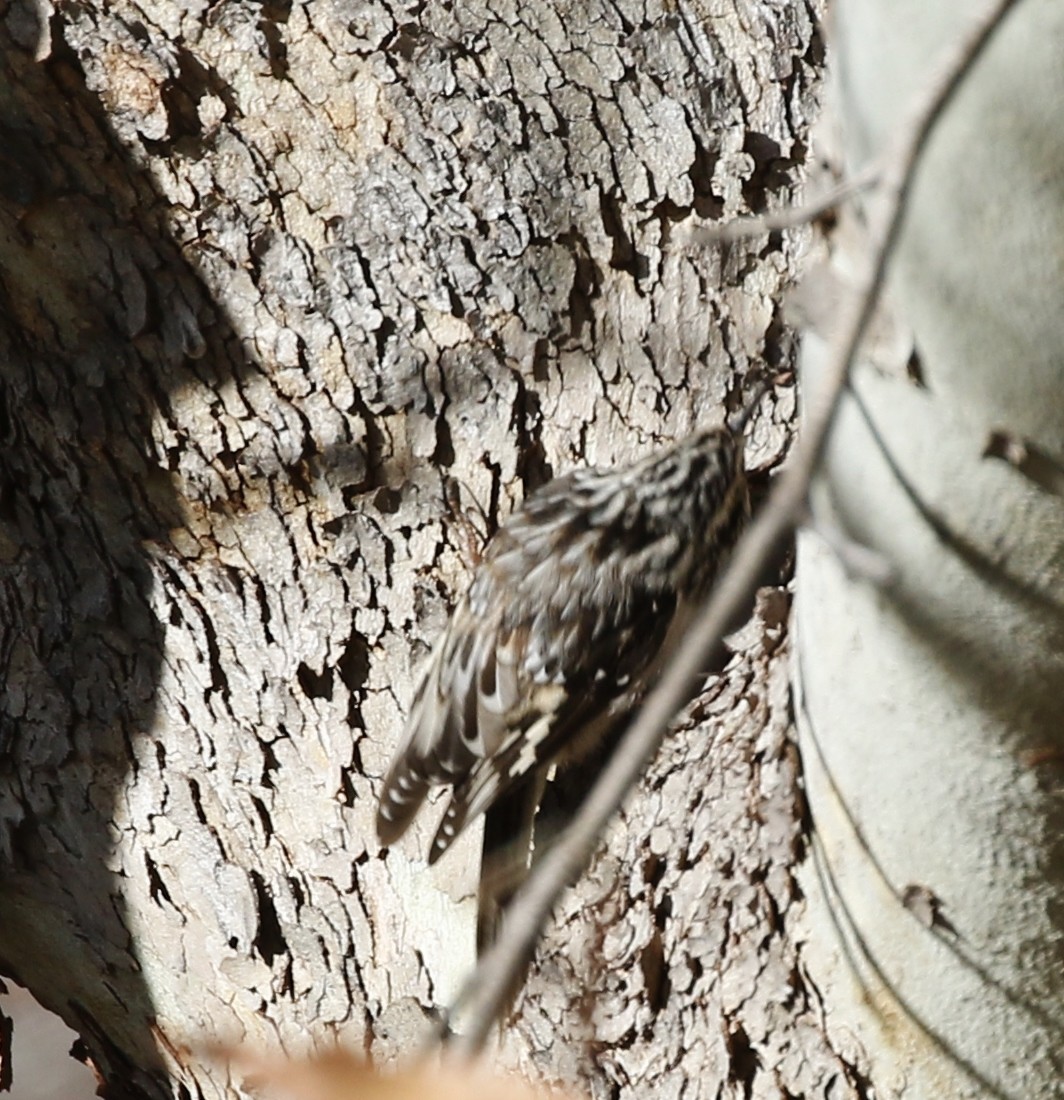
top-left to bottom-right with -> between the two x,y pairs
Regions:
442,0 -> 1024,1059
690,161 -> 881,244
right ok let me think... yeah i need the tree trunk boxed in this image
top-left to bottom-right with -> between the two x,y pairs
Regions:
0,2 -> 843,1097
796,2 -> 1064,1096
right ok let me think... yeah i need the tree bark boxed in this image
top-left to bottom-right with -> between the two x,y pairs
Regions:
796,2 -> 1064,1096
0,2 -> 840,1097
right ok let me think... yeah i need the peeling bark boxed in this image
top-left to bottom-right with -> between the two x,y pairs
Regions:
0,2 -> 840,1097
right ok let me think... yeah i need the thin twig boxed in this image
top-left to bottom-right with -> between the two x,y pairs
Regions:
691,161 -> 882,244
443,0 -> 1023,1059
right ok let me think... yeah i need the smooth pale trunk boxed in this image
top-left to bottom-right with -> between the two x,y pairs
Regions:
796,1 -> 1064,1096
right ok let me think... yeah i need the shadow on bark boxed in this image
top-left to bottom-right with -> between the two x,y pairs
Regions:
0,17 -> 248,1098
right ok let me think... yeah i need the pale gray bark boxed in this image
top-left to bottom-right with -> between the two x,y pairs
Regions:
796,2 -> 1064,1096
0,1 -> 840,1097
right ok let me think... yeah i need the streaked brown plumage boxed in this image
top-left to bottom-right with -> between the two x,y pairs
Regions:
376,423 -> 750,883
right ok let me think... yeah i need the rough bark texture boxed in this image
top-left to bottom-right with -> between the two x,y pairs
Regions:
0,1 -> 845,1097
503,591 -> 875,1099
796,2 -> 1064,1096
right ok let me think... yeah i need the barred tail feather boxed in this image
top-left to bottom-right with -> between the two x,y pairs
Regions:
428,795 -> 467,864
376,761 -> 431,846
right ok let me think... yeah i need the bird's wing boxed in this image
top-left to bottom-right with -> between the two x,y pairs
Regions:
376,470 -> 680,855
424,582 -> 676,862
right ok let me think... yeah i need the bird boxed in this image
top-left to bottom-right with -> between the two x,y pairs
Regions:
376,408 -> 753,944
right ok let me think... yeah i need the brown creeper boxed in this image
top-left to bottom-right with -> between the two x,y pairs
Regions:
376,419 -> 751,895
